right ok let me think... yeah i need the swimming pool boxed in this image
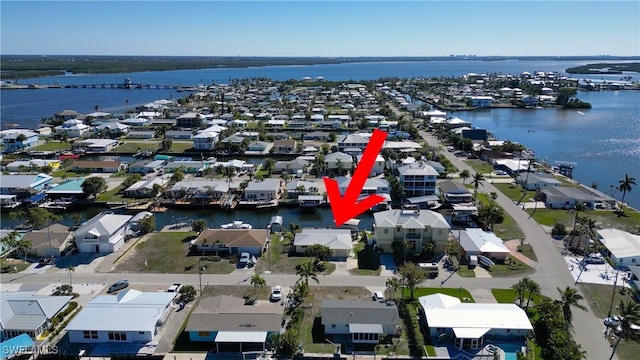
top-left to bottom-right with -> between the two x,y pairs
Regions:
493,342 -> 525,360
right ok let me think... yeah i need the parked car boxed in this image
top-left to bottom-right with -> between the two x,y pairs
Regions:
108,280 -> 129,293
270,285 -> 283,302
604,316 -> 622,328
38,255 -> 55,266
584,256 -> 605,265
167,283 -> 182,292
495,170 -> 508,176
239,252 -> 255,267
373,291 -> 385,302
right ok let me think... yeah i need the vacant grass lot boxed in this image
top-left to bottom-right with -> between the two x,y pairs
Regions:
527,207 -> 640,233
476,193 -> 524,240
114,232 -> 235,274
170,141 -> 194,152
485,255 -> 534,277
115,141 -> 159,152
491,288 -> 546,307
463,159 -> 493,175
95,185 -> 128,203
400,287 -> 476,302
492,182 -> 538,203
580,283 -> 639,360
253,234 -> 335,275
0,258 -> 32,273
32,142 -> 71,151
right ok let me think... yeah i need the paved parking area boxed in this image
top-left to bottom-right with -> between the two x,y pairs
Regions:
565,255 -> 631,287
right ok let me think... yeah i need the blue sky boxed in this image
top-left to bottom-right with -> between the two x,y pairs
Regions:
2,1 -> 639,56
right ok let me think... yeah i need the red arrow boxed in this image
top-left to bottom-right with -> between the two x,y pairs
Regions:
324,129 -> 388,227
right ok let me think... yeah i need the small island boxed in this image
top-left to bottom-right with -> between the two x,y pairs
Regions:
566,62 -> 640,74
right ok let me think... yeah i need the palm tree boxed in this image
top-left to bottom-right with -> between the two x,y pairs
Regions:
15,239 -> 32,261
391,240 -> 410,264
335,158 -> 344,176
609,300 -> 640,360
295,261 -> 319,286
386,277 -> 400,302
459,169 -> 471,184
223,166 -> 236,185
512,278 -> 527,306
250,274 -> 266,297
618,173 -> 636,208
0,230 -> 20,254
569,202 -> 588,232
556,286 -> 587,326
66,265 -> 75,287
471,172 -> 485,205
524,277 -> 541,309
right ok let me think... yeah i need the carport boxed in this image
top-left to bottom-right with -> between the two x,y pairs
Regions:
214,331 -> 267,353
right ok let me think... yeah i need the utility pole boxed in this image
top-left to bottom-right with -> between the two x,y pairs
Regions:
198,257 -> 203,296
608,269 -> 620,317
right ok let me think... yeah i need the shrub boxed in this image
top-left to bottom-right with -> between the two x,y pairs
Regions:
551,223 -> 567,237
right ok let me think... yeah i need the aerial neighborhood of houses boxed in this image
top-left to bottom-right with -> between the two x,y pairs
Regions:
1,73 -> 639,360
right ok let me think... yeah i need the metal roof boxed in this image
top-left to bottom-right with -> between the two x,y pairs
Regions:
321,301 -> 399,327
215,331 -> 267,343
293,229 -> 353,250
348,324 -> 383,334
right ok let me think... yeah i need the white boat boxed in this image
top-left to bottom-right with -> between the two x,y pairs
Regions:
478,255 -> 496,267
220,220 -> 252,229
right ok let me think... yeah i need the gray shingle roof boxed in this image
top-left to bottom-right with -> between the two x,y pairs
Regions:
321,300 -> 399,326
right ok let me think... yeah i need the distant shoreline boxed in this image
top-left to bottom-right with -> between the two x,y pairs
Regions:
2,55 -> 640,80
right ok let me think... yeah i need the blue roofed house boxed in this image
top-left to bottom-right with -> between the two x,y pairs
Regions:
73,213 -> 133,253
0,174 -> 53,198
0,292 -> 73,341
65,289 -> 176,345
1,131 -> 39,153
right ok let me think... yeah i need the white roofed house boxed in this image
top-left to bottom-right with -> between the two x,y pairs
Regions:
1,130 -> 39,152
285,180 -> 317,199
65,290 -> 176,344
337,134 -> 370,152
516,172 -> 561,191
95,122 -> 130,136
398,161 -> 439,197
243,178 -> 281,201
73,212 -> 133,253
373,209 -> 451,254
597,228 -> 640,266
54,119 -> 90,138
124,178 -> 165,198
165,180 -> 231,200
274,158 -> 310,175
456,228 -> 511,263
356,153 -> 385,175
418,293 -> 533,350
0,292 -> 73,341
293,229 -> 353,259
193,131 -> 219,150
0,173 -> 53,197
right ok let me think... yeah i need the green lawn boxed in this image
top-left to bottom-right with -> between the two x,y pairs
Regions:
114,232 -> 235,274
32,142 -> 71,151
400,287 -> 475,302
527,207 -> 640,233
51,170 -> 86,178
485,255 -> 534,277
517,244 -> 538,262
491,288 -> 546,307
464,159 -> 493,174
492,182 -> 537,203
254,234 -> 335,275
476,193 -> 524,240
115,141 -> 159,152
0,258 -> 32,273
95,185 -> 128,202
170,142 -> 194,152
456,266 -> 476,277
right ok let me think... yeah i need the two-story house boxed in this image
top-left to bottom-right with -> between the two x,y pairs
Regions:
373,209 -> 451,254
273,139 -> 296,154
73,212 -> 133,253
356,153 -> 385,175
1,131 -> 39,153
0,173 -> 53,198
337,134 -> 369,152
193,131 -> 219,150
398,161 -> 439,197
324,152 -> 353,175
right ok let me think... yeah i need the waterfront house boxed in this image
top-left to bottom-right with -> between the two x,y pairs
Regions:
128,160 -> 165,174
398,161 -> 439,197
165,160 -> 210,174
468,96 -> 493,108
418,293 -> 532,350
165,130 -> 193,140
192,229 -> 268,256
177,112 -> 206,128
72,160 -> 127,173
456,228 -> 511,263
126,130 -> 155,139
338,134 -> 369,152
46,178 -> 86,198
5,159 -> 61,172
119,117 -> 150,127
193,131 -> 219,150
55,110 -> 81,121
321,300 -> 400,345
245,141 -> 272,154
274,158 -> 310,175
335,176 -> 390,197
1,130 -> 39,152
490,159 -> 529,176
244,179 -> 281,201
324,152 -> 353,175
165,180 -> 231,200
65,289 -> 176,344
373,209 -> 451,254
539,184 -> 616,210
597,228 -> 640,266
95,122 -> 130,137
516,172 -> 561,191
445,117 -> 472,129
304,131 -> 330,141
0,292 -> 73,341
220,135 -> 245,145
273,139 -> 296,154
72,139 -> 119,153
55,119 -> 91,138
355,154 -> 385,175
285,180 -> 318,199
124,178 -> 165,198
184,295 -> 283,352
438,180 -> 473,205
0,173 -> 53,197
21,223 -> 73,257
73,212 -> 133,253
293,229 -> 353,259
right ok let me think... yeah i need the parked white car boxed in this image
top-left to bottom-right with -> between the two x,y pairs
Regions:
373,291 -> 385,302
604,316 -> 622,328
271,286 -> 283,302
